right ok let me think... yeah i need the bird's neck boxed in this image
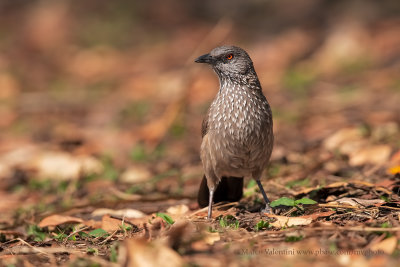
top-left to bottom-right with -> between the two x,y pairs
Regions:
216,69 -> 261,91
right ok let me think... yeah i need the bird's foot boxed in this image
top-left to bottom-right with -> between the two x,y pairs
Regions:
261,204 -> 273,214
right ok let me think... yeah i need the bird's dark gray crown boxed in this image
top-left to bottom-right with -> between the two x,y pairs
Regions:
195,46 -> 261,89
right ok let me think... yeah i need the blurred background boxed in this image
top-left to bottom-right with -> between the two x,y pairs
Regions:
0,0 -> 400,211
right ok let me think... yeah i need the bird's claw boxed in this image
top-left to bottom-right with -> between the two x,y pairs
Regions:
261,204 -> 273,214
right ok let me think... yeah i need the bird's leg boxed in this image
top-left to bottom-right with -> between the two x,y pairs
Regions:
207,189 -> 214,219
256,180 -> 272,214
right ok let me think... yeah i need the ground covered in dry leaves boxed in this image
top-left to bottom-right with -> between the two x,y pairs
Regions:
1,1 -> 400,266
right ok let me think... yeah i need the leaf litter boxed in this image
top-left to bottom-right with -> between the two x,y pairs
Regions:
1,2 -> 400,267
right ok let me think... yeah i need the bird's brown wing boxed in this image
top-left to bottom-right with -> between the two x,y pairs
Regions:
201,114 -> 209,138
198,108 -> 244,208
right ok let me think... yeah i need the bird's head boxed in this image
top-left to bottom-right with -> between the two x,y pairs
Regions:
195,46 -> 256,79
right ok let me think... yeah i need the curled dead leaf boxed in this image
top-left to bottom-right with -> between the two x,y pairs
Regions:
264,214 -> 312,228
38,215 -> 83,228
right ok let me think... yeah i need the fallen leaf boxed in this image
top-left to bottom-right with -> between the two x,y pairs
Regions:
370,236 -> 397,254
349,145 -> 391,166
166,204 -> 189,215
323,128 -> 363,151
376,179 -> 396,187
92,208 -> 145,219
30,152 -> 103,180
38,215 -> 83,228
101,215 -> 124,232
203,231 -> 220,245
300,210 -> 335,220
121,238 -> 183,267
328,197 -> 385,207
120,166 -> 152,183
264,214 -> 312,228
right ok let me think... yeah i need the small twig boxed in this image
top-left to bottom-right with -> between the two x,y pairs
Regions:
109,188 -> 142,201
319,203 -> 400,211
66,226 -> 89,241
248,225 -> 400,240
190,202 -> 238,217
99,230 -> 118,245
378,205 -> 400,211
318,204 -> 360,209
16,238 -> 48,255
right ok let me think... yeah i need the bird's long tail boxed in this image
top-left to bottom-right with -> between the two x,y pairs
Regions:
197,176 -> 244,208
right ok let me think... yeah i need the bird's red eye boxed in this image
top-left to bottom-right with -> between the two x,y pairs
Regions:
226,54 -> 233,60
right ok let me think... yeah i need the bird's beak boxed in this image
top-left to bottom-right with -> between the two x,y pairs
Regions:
195,53 -> 215,64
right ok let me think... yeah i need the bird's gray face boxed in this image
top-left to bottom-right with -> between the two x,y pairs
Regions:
195,46 -> 254,77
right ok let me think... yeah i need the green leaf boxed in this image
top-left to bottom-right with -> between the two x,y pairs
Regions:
110,243 -> 118,262
294,198 -> 317,205
207,226 -> 218,233
68,234 -> 76,241
156,213 -> 174,225
27,225 -> 47,242
54,233 -> 67,241
219,215 -> 239,229
78,231 -> 89,238
87,247 -> 98,255
255,220 -> 269,231
89,228 -> 109,238
270,197 -> 295,207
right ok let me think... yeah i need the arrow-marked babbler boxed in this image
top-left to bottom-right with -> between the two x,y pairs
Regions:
195,46 -> 274,219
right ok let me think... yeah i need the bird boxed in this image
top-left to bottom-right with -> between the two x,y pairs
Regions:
195,45 -> 274,219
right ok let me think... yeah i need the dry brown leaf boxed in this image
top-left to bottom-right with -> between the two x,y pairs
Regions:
300,210 -> 335,220
166,204 -> 189,216
101,215 -> 124,232
349,145 -> 392,166
30,152 -> 103,180
203,231 -> 220,245
83,219 -> 101,229
323,128 -> 363,151
120,166 -> 152,184
120,238 -> 183,267
92,208 -> 145,219
38,215 -> 83,228
370,236 -> 398,254
264,214 -> 312,228
328,197 -> 385,207
293,181 -> 349,195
